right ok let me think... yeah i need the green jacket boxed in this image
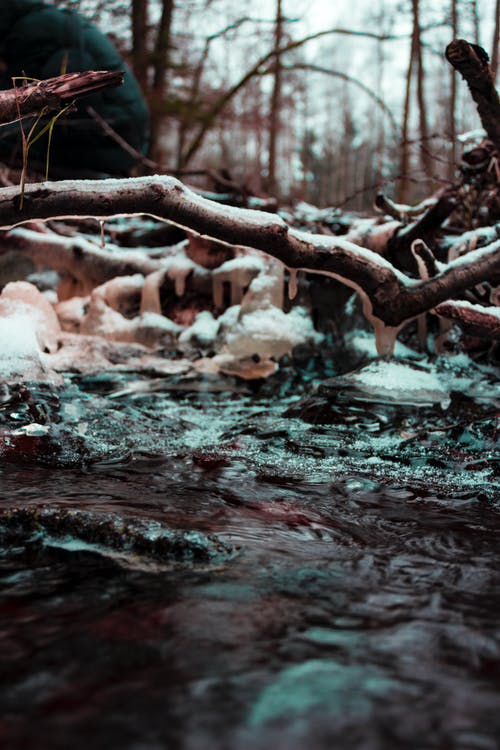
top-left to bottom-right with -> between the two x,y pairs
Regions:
0,0 -> 150,175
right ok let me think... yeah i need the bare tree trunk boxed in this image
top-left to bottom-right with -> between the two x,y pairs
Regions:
398,35 -> 414,203
492,0 -> 500,82
178,27 -> 400,169
131,0 -> 149,92
448,0 -> 458,181
375,33 -> 386,183
413,0 -> 433,180
266,0 -> 283,197
149,0 -> 175,160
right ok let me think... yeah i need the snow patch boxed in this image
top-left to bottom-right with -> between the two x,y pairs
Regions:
339,360 -> 451,409
223,305 -> 322,360
179,311 -> 219,349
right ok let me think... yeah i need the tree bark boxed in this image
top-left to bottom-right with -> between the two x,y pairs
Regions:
0,71 -> 124,126
446,38 -> 500,152
436,300 -> 500,338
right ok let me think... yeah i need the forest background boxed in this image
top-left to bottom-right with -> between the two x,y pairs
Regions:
53,0 -> 500,209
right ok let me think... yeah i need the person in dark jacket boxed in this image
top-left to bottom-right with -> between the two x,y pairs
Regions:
0,0 -> 150,175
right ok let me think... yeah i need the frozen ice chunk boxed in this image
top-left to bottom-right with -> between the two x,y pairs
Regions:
332,360 -> 451,408
241,261 -> 284,311
55,296 -> 88,333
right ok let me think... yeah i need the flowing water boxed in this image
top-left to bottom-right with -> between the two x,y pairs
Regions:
0,353 -> 499,750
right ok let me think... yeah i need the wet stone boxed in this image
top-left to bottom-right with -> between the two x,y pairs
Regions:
0,507 -> 234,571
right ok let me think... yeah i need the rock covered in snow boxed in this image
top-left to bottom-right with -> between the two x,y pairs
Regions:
0,281 -> 62,383
179,310 -> 220,350
223,305 -> 322,361
321,360 -> 451,409
81,290 -> 182,347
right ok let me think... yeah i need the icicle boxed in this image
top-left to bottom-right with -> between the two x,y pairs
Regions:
212,276 -> 223,308
288,268 -> 298,300
212,256 -> 264,311
166,256 -> 196,297
230,282 -> 243,306
140,270 -> 164,314
372,319 -> 400,358
99,220 -> 106,249
294,264 -> 404,357
411,241 -> 430,350
174,270 -> 186,297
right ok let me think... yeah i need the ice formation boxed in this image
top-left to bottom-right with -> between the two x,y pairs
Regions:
0,234 -> 324,381
84,299 -> 181,346
339,360 -> 451,409
288,268 -> 298,300
212,254 -> 266,308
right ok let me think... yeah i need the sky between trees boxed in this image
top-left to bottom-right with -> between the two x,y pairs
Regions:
54,0 -> 500,208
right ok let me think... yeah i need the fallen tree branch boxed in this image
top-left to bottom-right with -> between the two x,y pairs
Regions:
374,193 -> 441,222
435,299 -> 500,339
0,71 -> 124,126
385,191 -> 458,273
445,39 -> 500,152
0,175 -> 498,354
1,225 -> 162,293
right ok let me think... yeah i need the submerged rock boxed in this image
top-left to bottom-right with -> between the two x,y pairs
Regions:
0,507 -> 234,571
248,659 -> 394,726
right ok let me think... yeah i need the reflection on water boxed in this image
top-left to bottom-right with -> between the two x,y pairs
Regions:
0,360 -> 499,749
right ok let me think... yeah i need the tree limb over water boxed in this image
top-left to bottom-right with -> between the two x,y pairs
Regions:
0,175 -> 498,355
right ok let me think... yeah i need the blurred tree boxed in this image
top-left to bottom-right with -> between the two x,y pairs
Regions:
448,0 -> 458,181
492,0 -> 500,81
266,0 -> 283,196
398,0 -> 431,203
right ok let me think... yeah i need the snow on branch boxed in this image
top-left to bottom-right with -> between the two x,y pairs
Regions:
435,300 -> 500,339
0,175 -> 498,355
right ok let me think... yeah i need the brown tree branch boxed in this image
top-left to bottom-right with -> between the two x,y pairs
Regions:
385,190 -> 458,273
435,299 -> 500,338
0,71 -> 124,126
0,176 -> 498,354
0,225 -> 161,293
445,39 -> 500,152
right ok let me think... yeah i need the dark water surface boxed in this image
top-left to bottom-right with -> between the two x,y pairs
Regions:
0,360 -> 499,749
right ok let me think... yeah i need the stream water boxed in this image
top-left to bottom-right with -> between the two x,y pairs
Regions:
0,352 -> 499,750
